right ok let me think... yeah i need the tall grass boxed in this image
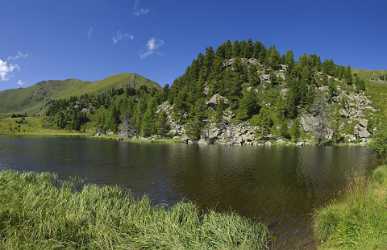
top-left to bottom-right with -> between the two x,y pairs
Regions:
0,170 -> 269,250
314,165 -> 387,250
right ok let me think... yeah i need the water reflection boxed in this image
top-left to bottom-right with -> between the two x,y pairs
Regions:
0,136 -> 378,226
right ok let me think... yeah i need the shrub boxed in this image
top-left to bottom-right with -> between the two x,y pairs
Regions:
370,126 -> 387,161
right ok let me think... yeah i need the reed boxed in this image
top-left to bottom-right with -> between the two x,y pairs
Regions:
0,170 -> 269,250
314,165 -> 387,250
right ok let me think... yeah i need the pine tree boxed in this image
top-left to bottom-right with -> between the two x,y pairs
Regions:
344,66 -> 353,85
141,99 -> 157,137
266,46 -> 281,68
283,50 -> 295,69
289,119 -> 300,142
354,75 -> 366,91
156,112 -> 169,136
236,91 -> 259,121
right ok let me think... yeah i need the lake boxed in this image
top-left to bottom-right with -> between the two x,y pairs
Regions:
0,135 -> 379,249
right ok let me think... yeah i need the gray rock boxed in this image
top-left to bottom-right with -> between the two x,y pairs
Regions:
354,124 -> 371,139
206,94 -> 229,107
358,119 -> 368,128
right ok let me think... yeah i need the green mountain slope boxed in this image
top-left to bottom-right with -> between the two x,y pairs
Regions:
354,69 -> 387,83
0,79 -> 89,115
0,73 -> 160,115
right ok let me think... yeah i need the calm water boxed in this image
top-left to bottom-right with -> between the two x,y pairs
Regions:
0,135 -> 379,248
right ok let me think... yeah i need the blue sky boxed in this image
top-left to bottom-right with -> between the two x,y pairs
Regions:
1,0 -> 386,90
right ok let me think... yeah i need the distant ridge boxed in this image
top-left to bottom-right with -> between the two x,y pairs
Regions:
0,73 -> 160,114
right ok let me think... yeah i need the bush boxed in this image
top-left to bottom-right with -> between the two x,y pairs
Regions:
370,126 -> 387,161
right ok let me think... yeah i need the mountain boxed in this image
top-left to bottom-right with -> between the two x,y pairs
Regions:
39,40 -> 379,145
0,73 -> 160,115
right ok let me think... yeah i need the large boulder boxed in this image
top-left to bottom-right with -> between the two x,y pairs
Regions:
206,94 -> 229,107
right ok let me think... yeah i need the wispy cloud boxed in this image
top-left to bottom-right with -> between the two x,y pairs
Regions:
1,51 -> 28,82
17,80 -> 25,88
7,51 -> 29,61
140,37 -> 165,59
0,59 -> 20,82
133,0 -> 150,16
87,26 -> 94,40
112,30 -> 134,45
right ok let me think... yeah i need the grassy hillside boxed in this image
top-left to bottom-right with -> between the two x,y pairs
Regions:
0,170 -> 269,250
354,69 -> 387,83
0,73 -> 160,115
314,165 -> 387,250
0,79 -> 88,114
366,81 -> 387,121
0,116 -> 83,136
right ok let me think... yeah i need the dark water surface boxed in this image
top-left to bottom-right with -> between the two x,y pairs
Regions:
0,135 -> 379,249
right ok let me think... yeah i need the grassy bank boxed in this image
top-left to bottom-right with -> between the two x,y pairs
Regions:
0,117 -> 180,144
0,116 -> 84,137
314,165 -> 387,250
0,170 -> 269,250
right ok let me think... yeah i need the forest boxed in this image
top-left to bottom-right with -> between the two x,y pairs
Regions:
45,40 -> 367,142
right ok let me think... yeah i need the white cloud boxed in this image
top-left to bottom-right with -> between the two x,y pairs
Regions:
87,26 -> 94,39
0,59 -> 20,82
140,38 -> 165,59
7,51 -> 29,61
133,0 -> 150,16
112,30 -> 134,44
17,80 -> 25,88
133,8 -> 150,16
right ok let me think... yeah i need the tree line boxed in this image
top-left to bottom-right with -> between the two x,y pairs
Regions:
45,40 -> 366,141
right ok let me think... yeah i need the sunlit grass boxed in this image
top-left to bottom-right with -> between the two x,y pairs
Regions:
0,117 -> 83,136
0,170 -> 270,250
366,81 -> 387,121
314,165 -> 387,250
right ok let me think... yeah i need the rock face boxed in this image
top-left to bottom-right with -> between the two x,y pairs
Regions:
298,86 -> 373,144
300,113 -> 333,142
223,58 -> 259,67
154,86 -> 374,146
199,122 -> 259,145
334,91 -> 373,141
157,102 -> 185,136
118,117 -> 137,138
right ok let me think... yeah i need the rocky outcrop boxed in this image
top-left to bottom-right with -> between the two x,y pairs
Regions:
299,86 -> 374,143
223,58 -> 260,67
198,122 -> 259,145
206,94 -> 229,107
118,117 -> 137,137
154,86 -> 374,146
157,102 -> 185,136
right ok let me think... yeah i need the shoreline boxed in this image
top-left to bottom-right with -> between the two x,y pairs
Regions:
314,165 -> 386,250
0,169 -> 270,249
0,130 -> 372,147
0,164 -> 384,249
